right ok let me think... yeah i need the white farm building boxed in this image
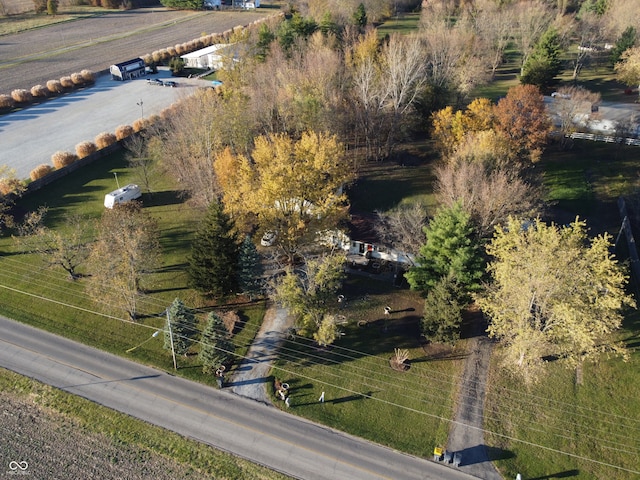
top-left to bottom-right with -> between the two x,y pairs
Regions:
180,44 -> 237,70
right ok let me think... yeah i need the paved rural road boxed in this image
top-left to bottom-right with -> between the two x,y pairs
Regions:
0,315 -> 480,480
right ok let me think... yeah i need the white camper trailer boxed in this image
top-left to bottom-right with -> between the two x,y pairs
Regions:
104,184 -> 142,209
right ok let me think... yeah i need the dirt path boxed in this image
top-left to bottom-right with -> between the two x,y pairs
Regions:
227,303 -> 293,404
446,336 -> 503,480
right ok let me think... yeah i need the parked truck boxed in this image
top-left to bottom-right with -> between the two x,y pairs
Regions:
104,184 -> 142,209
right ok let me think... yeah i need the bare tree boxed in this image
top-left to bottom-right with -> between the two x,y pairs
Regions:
0,166 -> 26,231
86,202 -> 161,320
551,86 -> 602,149
434,158 -> 543,239
125,134 -> 156,194
569,12 -> 606,82
375,202 -> 428,258
471,0 -> 517,80
419,3 -> 488,96
512,1 -> 553,76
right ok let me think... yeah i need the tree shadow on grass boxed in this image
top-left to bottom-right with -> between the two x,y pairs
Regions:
143,190 -> 183,207
527,470 -> 580,480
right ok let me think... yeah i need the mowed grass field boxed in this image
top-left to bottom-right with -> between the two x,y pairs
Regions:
0,150 -> 267,385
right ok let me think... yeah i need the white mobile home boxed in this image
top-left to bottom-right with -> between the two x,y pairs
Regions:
104,184 -> 142,209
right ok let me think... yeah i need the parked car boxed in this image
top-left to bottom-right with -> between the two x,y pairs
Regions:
261,230 -> 277,247
147,78 -> 163,86
163,80 -> 177,88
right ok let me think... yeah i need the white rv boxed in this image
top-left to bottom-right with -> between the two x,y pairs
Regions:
104,184 -> 142,209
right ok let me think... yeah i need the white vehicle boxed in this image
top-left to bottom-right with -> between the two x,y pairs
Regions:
261,230 -> 277,247
104,184 -> 142,209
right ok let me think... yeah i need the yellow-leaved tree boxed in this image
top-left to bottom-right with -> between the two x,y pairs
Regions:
476,217 -> 635,384
214,131 -> 353,258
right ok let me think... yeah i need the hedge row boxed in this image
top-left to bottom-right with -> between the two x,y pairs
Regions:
0,70 -> 95,110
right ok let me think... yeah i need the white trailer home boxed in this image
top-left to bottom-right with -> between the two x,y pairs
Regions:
104,184 -> 142,209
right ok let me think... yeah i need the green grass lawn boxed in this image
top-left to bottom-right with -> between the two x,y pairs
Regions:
269,275 -> 465,457
376,12 -> 422,37
0,368 -> 291,479
0,150 -> 264,386
485,312 -> 640,480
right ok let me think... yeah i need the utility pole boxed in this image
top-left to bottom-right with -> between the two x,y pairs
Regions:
166,308 -> 177,371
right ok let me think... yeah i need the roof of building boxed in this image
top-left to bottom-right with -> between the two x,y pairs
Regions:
180,43 -> 232,59
112,58 -> 144,68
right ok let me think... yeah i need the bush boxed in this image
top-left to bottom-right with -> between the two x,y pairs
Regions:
167,46 -> 177,57
47,80 -> 64,94
147,114 -> 162,127
159,48 -> 170,62
33,0 -> 47,13
0,177 -> 25,196
95,132 -> 117,149
132,118 -> 148,132
75,141 -> 97,159
30,164 -> 54,181
51,151 -> 78,169
0,94 -> 16,110
151,51 -> 162,64
71,72 -> 84,85
11,89 -> 33,104
142,54 -> 153,65
30,85 -> 49,98
47,0 -> 58,15
81,69 -> 95,83
115,125 -> 134,140
60,76 -> 74,89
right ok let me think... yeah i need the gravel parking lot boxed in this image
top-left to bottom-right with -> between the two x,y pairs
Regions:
0,68 -> 212,179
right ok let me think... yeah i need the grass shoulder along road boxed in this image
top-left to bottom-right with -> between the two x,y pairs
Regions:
0,367 -> 292,479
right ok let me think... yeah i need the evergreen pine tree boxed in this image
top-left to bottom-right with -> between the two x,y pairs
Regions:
611,27 -> 637,66
199,312 -> 235,374
164,298 -> 197,356
237,235 -> 264,300
405,202 -> 483,297
353,3 -> 367,29
187,201 -> 239,297
421,275 -> 465,344
521,27 -> 563,89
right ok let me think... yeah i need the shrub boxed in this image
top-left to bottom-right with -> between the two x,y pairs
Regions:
95,132 -> 117,149
60,76 -> 74,88
220,310 -> 240,334
175,44 -> 185,55
47,0 -> 58,15
115,125 -> 134,140
30,85 -> 49,98
0,94 -> 16,110
51,151 -> 78,169
159,48 -> 170,61
142,54 -> 153,65
11,89 -> 33,104
30,164 -> 54,181
71,72 -> 84,85
0,177 -> 25,196
80,69 -> 95,83
75,141 -> 97,159
151,51 -> 162,64
132,118 -> 148,132
147,114 -> 162,127
33,0 -> 47,13
46,80 -> 64,94
167,46 -> 177,57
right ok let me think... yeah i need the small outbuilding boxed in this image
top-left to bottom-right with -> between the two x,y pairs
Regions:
110,58 -> 146,81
